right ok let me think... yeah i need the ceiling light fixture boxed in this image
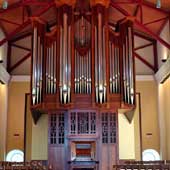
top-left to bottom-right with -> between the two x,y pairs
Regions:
156,0 -> 161,8
2,0 -> 8,9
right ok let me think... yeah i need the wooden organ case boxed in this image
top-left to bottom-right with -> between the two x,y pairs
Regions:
30,1 -> 136,170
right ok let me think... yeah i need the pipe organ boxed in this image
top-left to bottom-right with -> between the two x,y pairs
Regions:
31,5 -> 135,110
30,1 -> 136,170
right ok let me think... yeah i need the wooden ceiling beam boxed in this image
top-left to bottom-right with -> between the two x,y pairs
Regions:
134,52 -> 155,71
0,18 -> 21,26
142,0 -> 169,14
11,43 -> 31,51
9,52 -> 31,72
0,2 -> 55,47
134,42 -> 153,51
110,2 -> 170,49
144,16 -> 168,26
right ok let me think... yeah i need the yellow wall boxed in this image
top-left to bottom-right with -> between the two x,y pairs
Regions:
31,114 -> 48,160
158,77 -> 170,159
7,80 -> 160,160
119,80 -> 159,160
0,84 -> 8,160
136,81 -> 160,153
7,82 -> 29,153
118,113 -> 135,159
25,93 -> 48,160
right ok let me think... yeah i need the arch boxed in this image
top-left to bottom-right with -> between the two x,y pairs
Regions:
6,149 -> 24,162
142,149 -> 160,161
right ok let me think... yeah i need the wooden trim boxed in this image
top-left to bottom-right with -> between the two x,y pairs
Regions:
136,92 -> 142,159
134,42 -> 153,51
134,52 -> 155,71
24,93 -> 30,162
11,43 -> 31,51
9,52 -> 31,72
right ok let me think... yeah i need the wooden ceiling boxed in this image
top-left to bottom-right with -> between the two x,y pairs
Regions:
0,0 -> 170,75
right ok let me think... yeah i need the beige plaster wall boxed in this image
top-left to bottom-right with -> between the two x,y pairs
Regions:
7,82 -> 29,153
0,84 -> 8,160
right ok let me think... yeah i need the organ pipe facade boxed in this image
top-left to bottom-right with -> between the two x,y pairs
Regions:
31,3 -> 135,113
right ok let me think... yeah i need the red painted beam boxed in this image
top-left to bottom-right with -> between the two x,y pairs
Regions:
0,2 -> 55,46
134,42 -> 153,51
9,52 -> 31,72
134,31 -> 155,42
134,52 -> 155,71
153,42 -> 158,72
144,17 -> 168,26
157,17 -> 169,35
142,1 -> 169,14
0,18 -> 21,26
22,0 -> 50,6
0,1 -> 22,14
135,20 -> 170,49
10,32 -> 31,43
110,2 -> 170,49
0,20 -> 30,46
11,43 -> 31,51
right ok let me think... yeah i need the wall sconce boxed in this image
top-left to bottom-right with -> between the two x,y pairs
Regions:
156,0 -> 161,8
2,0 -> 8,9
161,59 -> 167,63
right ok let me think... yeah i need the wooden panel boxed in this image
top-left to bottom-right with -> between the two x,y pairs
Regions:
48,146 -> 65,170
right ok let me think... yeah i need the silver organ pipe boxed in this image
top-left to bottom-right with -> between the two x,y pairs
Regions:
120,22 -> 135,105
32,26 -> 37,105
128,27 -> 135,104
109,41 -> 120,94
31,22 -> 44,106
95,11 -> 107,104
59,12 -> 71,104
74,16 -> 92,94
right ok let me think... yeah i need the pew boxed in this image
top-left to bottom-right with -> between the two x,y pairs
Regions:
0,161 -> 52,170
113,160 -> 170,170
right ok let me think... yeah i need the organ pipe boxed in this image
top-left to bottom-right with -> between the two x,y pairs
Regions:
31,20 -> 44,106
95,8 -> 107,104
59,11 -> 71,104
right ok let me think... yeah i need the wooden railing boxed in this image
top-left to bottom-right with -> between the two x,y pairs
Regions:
113,161 -> 170,170
0,161 -> 52,170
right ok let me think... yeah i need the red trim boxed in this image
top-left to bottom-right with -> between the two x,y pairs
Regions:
134,31 -> 154,42
0,2 -> 55,47
144,17 -> 168,26
139,5 -> 143,24
133,4 -> 139,17
0,20 -> 30,46
7,42 -> 12,72
0,18 -> 21,26
11,43 -> 31,51
0,2 -> 22,14
157,17 -> 169,35
153,42 -> 158,72
134,52 -> 155,71
9,52 -> 31,72
135,20 -> 170,49
10,32 -> 31,43
110,2 -> 170,49
22,0 -> 49,6
142,1 -> 169,14
134,42 -> 153,51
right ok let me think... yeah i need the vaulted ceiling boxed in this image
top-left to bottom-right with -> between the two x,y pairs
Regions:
0,0 -> 170,75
